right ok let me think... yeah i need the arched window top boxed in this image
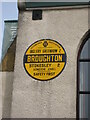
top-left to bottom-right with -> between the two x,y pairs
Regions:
78,30 -> 90,92
77,30 -> 90,119
80,38 -> 90,59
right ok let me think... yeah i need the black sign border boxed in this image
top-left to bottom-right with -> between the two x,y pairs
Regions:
23,39 -> 67,81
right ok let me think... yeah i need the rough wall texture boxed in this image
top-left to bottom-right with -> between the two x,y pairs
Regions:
0,72 -> 2,119
2,39 -> 16,72
11,8 -> 88,118
2,72 -> 14,118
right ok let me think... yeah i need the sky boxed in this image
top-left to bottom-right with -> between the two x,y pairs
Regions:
0,1 -> 18,63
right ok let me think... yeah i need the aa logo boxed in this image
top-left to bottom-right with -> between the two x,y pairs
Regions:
23,39 -> 67,81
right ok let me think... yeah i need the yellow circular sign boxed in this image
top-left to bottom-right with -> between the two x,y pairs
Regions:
23,39 -> 67,81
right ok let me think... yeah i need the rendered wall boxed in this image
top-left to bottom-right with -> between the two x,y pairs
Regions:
1,37 -> 16,118
2,72 -> 14,118
11,8 -> 88,118
0,72 -> 2,119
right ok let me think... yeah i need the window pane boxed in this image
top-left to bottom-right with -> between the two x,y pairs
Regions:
80,38 -> 90,59
79,94 -> 90,119
80,62 -> 90,91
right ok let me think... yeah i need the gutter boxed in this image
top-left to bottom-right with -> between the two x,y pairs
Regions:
18,1 -> 89,11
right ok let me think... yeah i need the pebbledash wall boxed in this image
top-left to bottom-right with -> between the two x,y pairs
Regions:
10,2 -> 89,118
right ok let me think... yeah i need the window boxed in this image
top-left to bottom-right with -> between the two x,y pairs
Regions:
77,30 -> 90,119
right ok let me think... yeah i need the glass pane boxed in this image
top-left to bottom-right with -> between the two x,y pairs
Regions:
80,62 -> 90,91
80,38 -> 90,59
79,94 -> 90,119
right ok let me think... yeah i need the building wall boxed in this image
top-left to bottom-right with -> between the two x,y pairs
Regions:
0,72 -> 2,119
2,39 -> 16,72
1,39 -> 16,118
2,72 -> 14,118
11,7 -> 88,118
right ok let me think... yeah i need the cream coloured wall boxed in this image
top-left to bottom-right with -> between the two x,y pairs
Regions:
2,72 -> 14,118
11,7 -> 88,118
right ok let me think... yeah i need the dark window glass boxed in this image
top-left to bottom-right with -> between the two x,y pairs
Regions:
79,62 -> 90,92
78,32 -> 90,120
79,94 -> 90,119
80,39 -> 90,59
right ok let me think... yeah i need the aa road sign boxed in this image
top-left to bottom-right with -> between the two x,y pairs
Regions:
23,39 -> 67,81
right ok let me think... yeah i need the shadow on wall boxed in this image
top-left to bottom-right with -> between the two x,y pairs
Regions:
1,38 -> 16,118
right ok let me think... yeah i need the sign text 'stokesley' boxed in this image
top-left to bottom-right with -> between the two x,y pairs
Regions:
23,39 -> 67,81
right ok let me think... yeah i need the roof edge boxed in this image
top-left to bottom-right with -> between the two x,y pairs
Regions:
4,20 -> 18,23
18,2 -> 89,11
18,0 -> 26,11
